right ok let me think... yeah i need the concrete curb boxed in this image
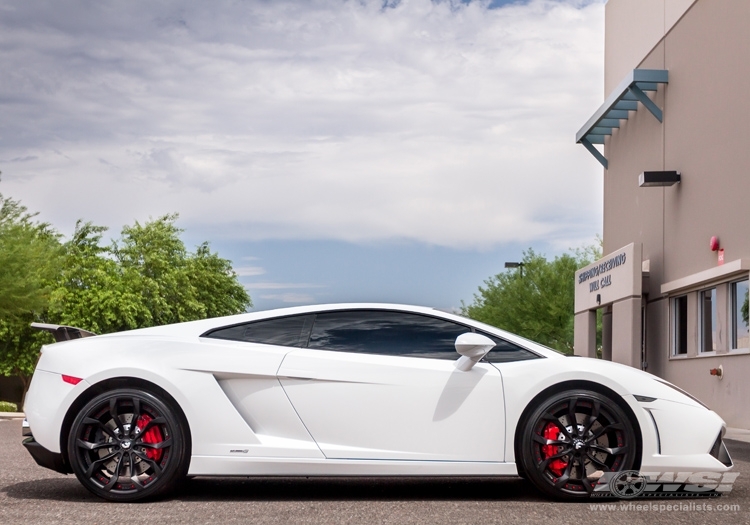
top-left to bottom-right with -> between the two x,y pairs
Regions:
0,412 -> 24,420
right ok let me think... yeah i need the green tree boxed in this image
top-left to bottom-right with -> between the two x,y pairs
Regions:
462,245 -> 600,354
1,191 -> 251,401
0,189 -> 61,319
113,214 -> 251,327
187,242 -> 254,319
0,320 -> 53,397
0,182 -> 61,397
47,221 -> 149,333
49,214 -> 252,333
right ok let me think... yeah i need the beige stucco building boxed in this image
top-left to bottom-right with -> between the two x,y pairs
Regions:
574,0 -> 750,428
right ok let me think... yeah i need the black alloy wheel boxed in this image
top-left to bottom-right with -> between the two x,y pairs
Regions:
519,389 -> 637,500
67,388 -> 188,502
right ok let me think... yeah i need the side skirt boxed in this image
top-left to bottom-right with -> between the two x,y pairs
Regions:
188,456 -> 518,477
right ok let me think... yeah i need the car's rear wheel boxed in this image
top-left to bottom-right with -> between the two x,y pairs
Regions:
67,388 -> 188,502
519,389 -> 637,500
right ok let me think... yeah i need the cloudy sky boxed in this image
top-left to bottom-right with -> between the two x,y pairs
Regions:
0,0 -> 605,312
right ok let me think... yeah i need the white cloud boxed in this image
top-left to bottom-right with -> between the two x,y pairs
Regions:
246,282 -> 326,290
0,0 -> 604,249
234,266 -> 266,277
259,293 -> 318,304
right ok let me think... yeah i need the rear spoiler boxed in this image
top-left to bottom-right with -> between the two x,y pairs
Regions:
30,323 -> 98,343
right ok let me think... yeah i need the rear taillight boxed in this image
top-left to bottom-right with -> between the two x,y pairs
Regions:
61,375 -> 82,385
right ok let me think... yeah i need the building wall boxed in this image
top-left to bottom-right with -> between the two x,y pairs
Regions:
605,0 -> 697,93
602,0 -> 750,428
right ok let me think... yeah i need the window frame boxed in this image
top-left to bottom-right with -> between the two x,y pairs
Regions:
698,287 -> 718,354
668,273 -> 750,360
202,308 -> 543,362
672,294 -> 688,357
201,313 -> 315,348
731,279 -> 750,351
307,309 -> 542,362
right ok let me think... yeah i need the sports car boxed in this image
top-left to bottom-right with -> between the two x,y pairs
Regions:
22,303 -> 733,502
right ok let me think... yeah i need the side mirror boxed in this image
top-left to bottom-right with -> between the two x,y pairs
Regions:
454,333 -> 496,371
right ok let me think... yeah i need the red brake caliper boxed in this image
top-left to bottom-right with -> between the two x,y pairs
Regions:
136,414 -> 164,462
541,422 -> 568,477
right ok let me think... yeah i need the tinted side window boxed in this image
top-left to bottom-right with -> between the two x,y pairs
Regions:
308,310 -> 470,359
479,332 -> 540,363
203,315 -> 314,347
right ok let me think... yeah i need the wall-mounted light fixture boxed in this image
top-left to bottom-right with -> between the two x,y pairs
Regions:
638,170 -> 681,187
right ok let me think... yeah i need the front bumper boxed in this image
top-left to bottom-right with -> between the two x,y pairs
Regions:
638,400 -> 734,473
710,433 -> 733,467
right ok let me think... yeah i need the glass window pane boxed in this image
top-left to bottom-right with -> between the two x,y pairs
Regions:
308,310 -> 470,359
204,315 -> 314,347
674,295 -> 688,355
700,288 -> 717,352
480,333 -> 540,363
308,310 -> 540,362
733,280 -> 749,349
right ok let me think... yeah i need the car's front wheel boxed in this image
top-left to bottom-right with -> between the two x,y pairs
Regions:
67,388 -> 188,502
519,389 -> 637,500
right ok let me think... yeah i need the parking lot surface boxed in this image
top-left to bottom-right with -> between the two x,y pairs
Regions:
1,418 -> 748,524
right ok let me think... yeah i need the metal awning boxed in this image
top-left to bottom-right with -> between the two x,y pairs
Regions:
576,69 -> 669,169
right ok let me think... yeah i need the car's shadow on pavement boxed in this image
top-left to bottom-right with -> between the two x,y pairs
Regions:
3,476 -> 545,503
2,477 -> 96,502
178,476 -> 546,502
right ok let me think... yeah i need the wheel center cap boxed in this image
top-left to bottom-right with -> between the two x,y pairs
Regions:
121,440 -> 132,450
574,440 -> 584,450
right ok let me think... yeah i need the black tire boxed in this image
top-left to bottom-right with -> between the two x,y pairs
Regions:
67,388 -> 189,502
519,389 -> 637,500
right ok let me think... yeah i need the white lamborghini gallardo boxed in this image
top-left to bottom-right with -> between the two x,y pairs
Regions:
22,304 -> 732,501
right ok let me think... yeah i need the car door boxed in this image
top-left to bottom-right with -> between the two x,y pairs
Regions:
277,309 -> 506,462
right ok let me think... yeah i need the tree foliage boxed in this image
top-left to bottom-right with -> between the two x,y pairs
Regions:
47,221 -> 148,333
0,319 -> 53,394
49,214 -> 252,332
0,190 -> 60,320
187,241 -> 255,319
113,214 -> 252,327
0,185 -> 251,398
0,185 -> 60,390
462,245 -> 600,354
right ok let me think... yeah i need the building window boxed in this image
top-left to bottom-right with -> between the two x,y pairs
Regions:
700,288 -> 717,352
673,295 -> 688,355
732,279 -> 749,350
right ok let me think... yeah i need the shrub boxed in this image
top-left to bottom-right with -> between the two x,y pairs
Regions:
0,401 -> 18,412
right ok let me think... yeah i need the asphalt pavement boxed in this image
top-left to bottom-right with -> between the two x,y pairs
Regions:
1,418 -> 748,524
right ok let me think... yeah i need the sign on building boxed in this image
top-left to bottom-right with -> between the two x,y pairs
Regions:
574,243 -> 642,314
